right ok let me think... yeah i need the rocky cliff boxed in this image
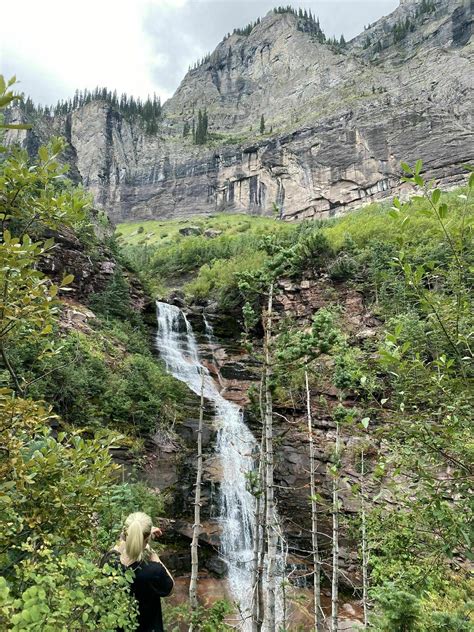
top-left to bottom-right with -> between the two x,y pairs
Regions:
8,0 -> 474,222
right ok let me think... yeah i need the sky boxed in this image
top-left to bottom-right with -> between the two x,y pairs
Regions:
0,0 -> 398,106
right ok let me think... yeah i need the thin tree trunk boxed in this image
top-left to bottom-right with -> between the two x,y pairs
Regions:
331,418 -> 340,632
189,369 -> 205,624
264,283 -> 277,631
257,456 -> 267,632
361,449 -> 369,628
305,370 -> 323,632
252,383 -> 266,632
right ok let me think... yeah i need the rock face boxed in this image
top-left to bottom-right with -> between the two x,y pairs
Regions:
10,0 -> 474,222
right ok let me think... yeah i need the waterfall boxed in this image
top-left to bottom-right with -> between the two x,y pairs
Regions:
155,302 -> 257,627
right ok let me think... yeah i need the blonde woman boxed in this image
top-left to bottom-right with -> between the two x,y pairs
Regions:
102,512 -> 174,632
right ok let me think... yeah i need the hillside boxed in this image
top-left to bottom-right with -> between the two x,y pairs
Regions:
6,0 -> 474,223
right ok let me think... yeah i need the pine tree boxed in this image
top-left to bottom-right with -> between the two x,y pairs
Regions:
194,109 -> 208,145
260,114 -> 265,134
195,110 -> 203,144
202,109 -> 208,142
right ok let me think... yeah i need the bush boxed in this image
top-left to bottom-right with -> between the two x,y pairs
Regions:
6,320 -> 187,434
163,600 -> 233,631
371,586 -> 421,631
0,553 -> 137,631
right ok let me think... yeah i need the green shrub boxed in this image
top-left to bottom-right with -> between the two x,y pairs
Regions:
163,599 -> 233,631
371,586 -> 421,631
7,324 -> 187,434
0,553 -> 137,631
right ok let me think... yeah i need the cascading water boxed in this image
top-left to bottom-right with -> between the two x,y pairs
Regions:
155,302 -> 257,627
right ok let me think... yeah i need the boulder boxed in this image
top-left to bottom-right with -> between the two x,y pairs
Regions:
179,225 -> 202,237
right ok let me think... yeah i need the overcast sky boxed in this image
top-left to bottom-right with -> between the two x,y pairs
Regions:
1,0 -> 398,106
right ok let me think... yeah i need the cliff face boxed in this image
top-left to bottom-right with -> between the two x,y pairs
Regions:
10,0 -> 474,222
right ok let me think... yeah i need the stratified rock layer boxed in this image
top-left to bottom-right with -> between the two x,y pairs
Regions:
9,0 -> 474,222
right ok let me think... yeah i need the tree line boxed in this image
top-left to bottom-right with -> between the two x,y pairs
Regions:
17,87 -> 162,135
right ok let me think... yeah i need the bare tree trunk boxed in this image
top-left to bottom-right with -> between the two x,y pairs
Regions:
257,461 -> 267,632
264,283 -> 277,631
361,449 -> 369,628
252,393 -> 266,632
331,418 -> 340,632
189,369 -> 205,626
305,370 -> 323,632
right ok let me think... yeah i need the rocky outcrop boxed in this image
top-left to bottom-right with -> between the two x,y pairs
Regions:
9,0 -> 473,223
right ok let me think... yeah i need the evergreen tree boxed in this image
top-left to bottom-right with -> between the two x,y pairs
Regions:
260,114 -> 265,134
202,109 -> 208,142
194,109 -> 208,145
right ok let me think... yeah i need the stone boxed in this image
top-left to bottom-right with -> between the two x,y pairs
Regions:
100,260 -> 116,274
204,228 -> 222,238
206,555 -> 228,577
178,225 -> 202,236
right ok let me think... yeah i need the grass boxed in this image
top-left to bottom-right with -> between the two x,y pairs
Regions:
116,187 -> 472,305
116,213 -> 288,246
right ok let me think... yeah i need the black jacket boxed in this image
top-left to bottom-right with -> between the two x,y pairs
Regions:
102,550 -> 174,632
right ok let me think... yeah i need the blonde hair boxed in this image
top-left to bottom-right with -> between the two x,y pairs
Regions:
124,512 -> 153,563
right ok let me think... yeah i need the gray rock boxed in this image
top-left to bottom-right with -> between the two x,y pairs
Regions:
204,229 -> 222,238
178,225 -> 202,236
9,0 -> 472,224
206,555 -> 228,577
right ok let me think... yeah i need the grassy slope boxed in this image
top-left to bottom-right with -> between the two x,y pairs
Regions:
116,189 -> 470,305
116,213 -> 289,245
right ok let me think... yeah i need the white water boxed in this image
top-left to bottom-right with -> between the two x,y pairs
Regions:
155,302 -> 257,627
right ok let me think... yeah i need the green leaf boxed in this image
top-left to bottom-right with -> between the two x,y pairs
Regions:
431,188 -> 441,205
401,162 -> 412,174
61,274 -> 74,286
438,203 -> 448,219
414,159 -> 423,175
414,174 -> 424,188
361,417 -> 370,429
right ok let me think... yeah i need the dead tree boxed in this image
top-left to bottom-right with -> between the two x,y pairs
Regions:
264,283 -> 278,630
251,406 -> 266,632
361,448 -> 369,628
331,417 -> 340,632
305,370 -> 323,631
189,369 -> 205,624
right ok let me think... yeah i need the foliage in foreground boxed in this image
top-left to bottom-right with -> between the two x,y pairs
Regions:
0,77 -> 166,630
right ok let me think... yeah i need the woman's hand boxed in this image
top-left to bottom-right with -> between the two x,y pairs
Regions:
151,526 -> 162,540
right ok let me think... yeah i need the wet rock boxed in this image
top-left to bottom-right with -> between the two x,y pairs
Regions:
206,555 -> 228,577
